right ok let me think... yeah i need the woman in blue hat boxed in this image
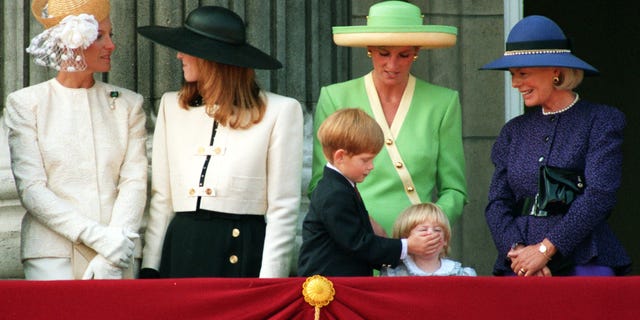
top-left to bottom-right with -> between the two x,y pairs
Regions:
481,15 -> 631,276
137,6 -> 303,278
309,1 -> 467,247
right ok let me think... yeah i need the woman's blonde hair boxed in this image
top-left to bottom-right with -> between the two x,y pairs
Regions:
555,67 -> 584,90
392,203 -> 451,258
179,58 -> 265,129
317,108 -> 384,163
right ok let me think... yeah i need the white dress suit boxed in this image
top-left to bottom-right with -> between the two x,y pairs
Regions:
142,91 -> 302,278
4,79 -> 147,278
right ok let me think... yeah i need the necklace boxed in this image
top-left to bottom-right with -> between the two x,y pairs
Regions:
542,93 -> 580,115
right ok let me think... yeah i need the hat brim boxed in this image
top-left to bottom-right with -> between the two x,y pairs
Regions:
32,0 -> 111,29
332,25 -> 457,48
137,26 -> 282,70
480,53 -> 599,75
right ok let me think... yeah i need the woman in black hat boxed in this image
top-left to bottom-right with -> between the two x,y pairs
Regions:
137,6 -> 303,278
481,15 -> 631,276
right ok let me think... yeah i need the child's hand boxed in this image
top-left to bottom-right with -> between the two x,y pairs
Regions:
406,230 -> 441,257
422,231 -> 443,256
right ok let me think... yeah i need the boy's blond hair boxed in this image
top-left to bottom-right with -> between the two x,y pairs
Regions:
317,108 -> 384,163
392,203 -> 451,258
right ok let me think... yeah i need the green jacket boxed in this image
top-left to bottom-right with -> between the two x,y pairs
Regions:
309,73 -> 467,233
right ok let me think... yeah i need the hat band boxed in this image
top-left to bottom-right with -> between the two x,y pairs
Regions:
504,39 -> 572,56
504,49 -> 571,56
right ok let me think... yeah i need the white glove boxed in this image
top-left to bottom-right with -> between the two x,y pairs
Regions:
79,224 -> 139,268
82,255 -> 124,279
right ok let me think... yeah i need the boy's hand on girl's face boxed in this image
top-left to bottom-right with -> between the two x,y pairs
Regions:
422,231 -> 443,256
406,230 -> 441,256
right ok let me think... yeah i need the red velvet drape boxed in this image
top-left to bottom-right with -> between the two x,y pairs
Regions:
2,276 -> 639,319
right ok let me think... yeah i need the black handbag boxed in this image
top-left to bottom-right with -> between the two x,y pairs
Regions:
525,165 -> 585,217
517,166 -> 585,275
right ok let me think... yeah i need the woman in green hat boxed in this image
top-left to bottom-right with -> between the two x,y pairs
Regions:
309,1 -> 467,246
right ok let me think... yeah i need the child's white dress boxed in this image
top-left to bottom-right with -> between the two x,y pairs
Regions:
382,256 -> 476,276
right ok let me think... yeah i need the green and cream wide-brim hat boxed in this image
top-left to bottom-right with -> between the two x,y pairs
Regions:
332,1 -> 457,48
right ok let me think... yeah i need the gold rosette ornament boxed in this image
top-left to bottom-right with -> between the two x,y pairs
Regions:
302,275 -> 335,320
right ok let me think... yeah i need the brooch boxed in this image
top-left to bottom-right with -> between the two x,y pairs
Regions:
302,275 -> 335,320
109,91 -> 119,110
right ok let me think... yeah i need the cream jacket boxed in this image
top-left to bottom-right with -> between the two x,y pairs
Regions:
142,91 -> 303,278
4,79 -> 147,261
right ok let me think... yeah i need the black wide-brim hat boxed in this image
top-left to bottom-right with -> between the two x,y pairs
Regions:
137,6 -> 282,70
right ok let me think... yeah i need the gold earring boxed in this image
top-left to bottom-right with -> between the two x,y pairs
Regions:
367,51 -> 372,58
553,76 -> 560,85
413,55 -> 418,62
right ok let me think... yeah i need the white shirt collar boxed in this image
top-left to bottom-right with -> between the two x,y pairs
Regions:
326,163 -> 355,187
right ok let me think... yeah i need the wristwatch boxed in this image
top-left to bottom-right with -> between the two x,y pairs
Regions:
538,243 -> 551,260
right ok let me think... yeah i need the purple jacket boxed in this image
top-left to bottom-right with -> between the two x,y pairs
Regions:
485,99 -> 631,275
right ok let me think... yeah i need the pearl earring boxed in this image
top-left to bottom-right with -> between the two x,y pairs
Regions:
367,51 -> 372,58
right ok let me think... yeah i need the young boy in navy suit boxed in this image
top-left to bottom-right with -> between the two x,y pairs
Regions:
298,108 -> 433,276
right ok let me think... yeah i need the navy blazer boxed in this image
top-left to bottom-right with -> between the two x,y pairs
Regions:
298,166 -> 402,276
486,100 -> 631,275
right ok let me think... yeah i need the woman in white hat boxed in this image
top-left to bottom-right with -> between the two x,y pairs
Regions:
4,0 -> 147,280
481,15 -> 631,276
309,1 -> 467,242
137,6 -> 302,278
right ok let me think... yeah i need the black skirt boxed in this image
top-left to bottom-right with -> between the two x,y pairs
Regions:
159,209 -> 266,278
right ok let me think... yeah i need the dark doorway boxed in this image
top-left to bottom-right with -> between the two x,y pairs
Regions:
525,1 -> 640,274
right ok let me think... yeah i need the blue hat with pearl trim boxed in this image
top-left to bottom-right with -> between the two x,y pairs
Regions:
480,15 -> 599,75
